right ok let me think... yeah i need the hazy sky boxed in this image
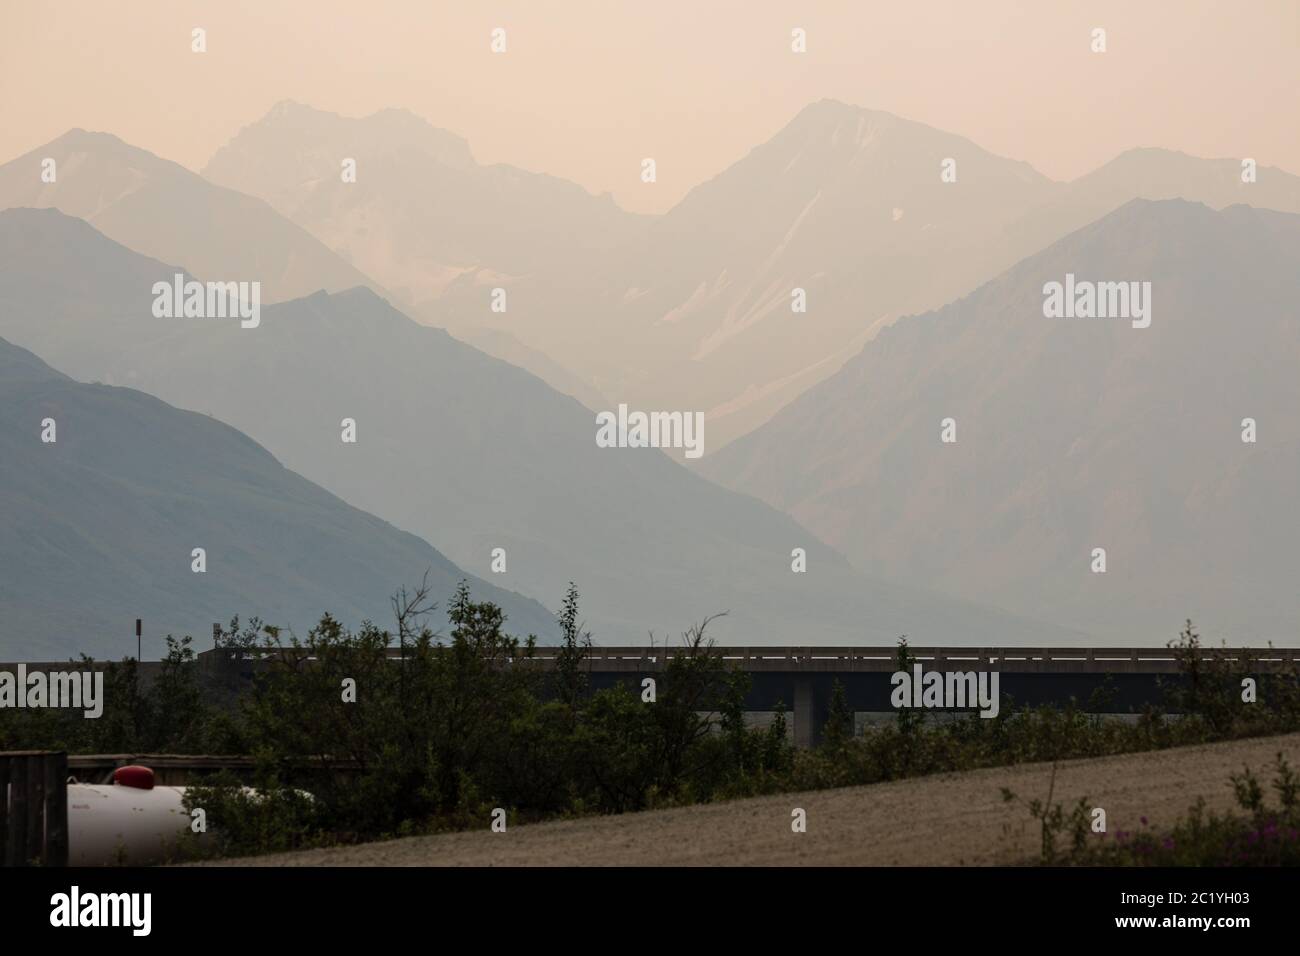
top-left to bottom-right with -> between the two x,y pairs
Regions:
3,0 -> 1297,214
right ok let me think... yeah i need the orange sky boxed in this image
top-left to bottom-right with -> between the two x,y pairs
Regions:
3,0 -> 1297,213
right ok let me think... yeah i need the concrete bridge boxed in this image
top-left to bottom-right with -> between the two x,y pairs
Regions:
527,645 -> 1298,747
13,644 -> 1285,750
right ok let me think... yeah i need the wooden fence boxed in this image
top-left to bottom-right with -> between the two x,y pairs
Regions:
0,751 -> 69,867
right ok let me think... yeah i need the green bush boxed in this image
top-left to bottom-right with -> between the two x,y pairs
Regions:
5,600 -> 1297,860
1009,753 -> 1300,866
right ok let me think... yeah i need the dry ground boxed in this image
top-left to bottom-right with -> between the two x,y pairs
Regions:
202,731 -> 1300,866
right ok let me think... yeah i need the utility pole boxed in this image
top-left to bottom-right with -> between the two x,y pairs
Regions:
135,618 -> 142,661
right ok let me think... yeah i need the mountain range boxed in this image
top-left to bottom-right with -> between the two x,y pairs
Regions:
703,199 -> 1300,643
198,99 -> 1300,449
4,100 -> 1295,650
0,120 -> 604,411
0,128 -> 374,304
0,208 -> 1070,650
0,334 -> 558,659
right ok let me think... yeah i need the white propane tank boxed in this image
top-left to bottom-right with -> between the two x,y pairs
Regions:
66,765 -> 213,865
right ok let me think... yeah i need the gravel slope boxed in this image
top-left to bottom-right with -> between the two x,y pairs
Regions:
200,732 -> 1300,866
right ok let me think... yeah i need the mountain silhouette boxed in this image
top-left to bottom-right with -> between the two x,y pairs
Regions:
0,207 -> 1079,647
196,100 -> 1300,450
0,334 -> 559,659
703,199 -> 1300,643
0,128 -> 381,305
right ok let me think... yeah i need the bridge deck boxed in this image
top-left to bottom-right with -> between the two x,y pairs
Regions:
278,645 -> 1300,674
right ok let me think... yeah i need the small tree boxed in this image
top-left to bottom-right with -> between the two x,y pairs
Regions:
822,679 -> 853,749
1163,620 -> 1256,736
894,636 -> 924,737
553,583 -> 591,712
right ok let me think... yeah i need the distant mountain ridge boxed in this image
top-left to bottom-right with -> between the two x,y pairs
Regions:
0,334 -> 559,660
202,100 -> 646,307
0,125 -> 604,408
0,207 -> 1081,648
10,103 -> 1296,448
703,199 -> 1300,644
197,99 -> 1300,449
0,128 -> 375,304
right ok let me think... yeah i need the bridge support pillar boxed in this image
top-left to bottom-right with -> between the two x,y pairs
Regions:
794,676 -> 814,748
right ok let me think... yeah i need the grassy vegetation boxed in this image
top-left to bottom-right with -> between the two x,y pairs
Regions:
3,586 -> 1296,861
1005,753 -> 1300,866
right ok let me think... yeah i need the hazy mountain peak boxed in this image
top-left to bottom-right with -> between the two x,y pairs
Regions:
206,100 -> 476,183
201,101 -> 649,329
1055,146 -> 1300,215
672,99 -> 1056,224
704,200 -> 1300,643
265,98 -> 315,117
40,127 -> 177,173
1114,145 -> 1194,160
774,100 -> 1047,176
1035,196 -> 1278,262
294,285 -> 426,333
52,127 -> 129,148
257,98 -> 442,131
793,97 -> 873,120
330,284 -> 393,309
1087,146 -> 1230,177
1082,194 -> 1212,225
776,99 -> 902,147
0,127 -> 379,304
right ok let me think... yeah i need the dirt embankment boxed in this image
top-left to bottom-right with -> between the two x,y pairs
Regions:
200,732 -> 1300,866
